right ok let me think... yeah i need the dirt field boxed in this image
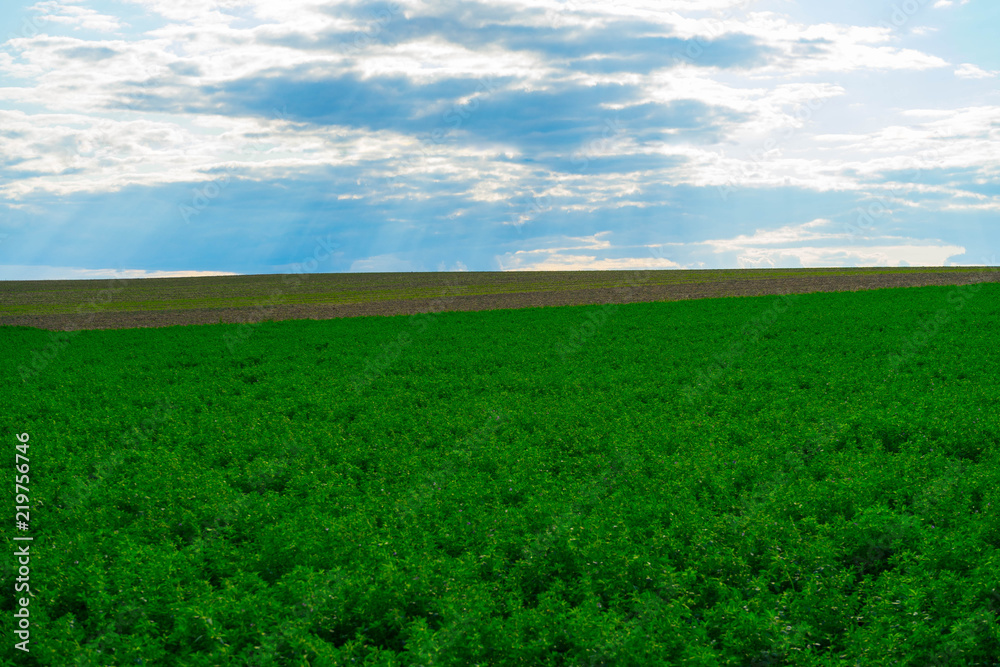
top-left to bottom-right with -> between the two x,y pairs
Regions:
2,267 -> 998,331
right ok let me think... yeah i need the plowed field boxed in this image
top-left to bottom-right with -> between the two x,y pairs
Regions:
2,267 -> 998,330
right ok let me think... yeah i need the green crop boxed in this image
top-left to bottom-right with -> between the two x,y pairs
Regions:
3,282 -> 999,666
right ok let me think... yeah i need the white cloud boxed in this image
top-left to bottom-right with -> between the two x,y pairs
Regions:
31,1 -> 126,32
116,0 -> 271,23
698,219 -> 966,268
497,232 -> 681,270
711,14 -> 948,74
0,106 -> 410,198
732,244 -> 965,268
0,264 -> 239,280
498,253 -> 681,271
0,0 -> 973,205
955,63 -> 997,79
436,260 -> 469,271
708,106 -> 1000,196
703,219 -> 847,251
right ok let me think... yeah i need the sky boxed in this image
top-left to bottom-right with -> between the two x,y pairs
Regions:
0,0 -> 998,280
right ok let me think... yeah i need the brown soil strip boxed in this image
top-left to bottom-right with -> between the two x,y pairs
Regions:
2,270 -> 998,331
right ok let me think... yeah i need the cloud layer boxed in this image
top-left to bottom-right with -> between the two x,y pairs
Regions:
1,0 -> 998,278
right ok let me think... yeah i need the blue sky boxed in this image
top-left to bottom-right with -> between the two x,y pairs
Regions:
0,0 -> 997,279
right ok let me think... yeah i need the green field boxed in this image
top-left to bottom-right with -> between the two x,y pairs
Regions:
1,267 -> 995,316
4,283 -> 1000,666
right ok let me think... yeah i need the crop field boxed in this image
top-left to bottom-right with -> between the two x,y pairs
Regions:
5,267 -> 994,315
2,267 -> 999,332
4,280 -> 1000,665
